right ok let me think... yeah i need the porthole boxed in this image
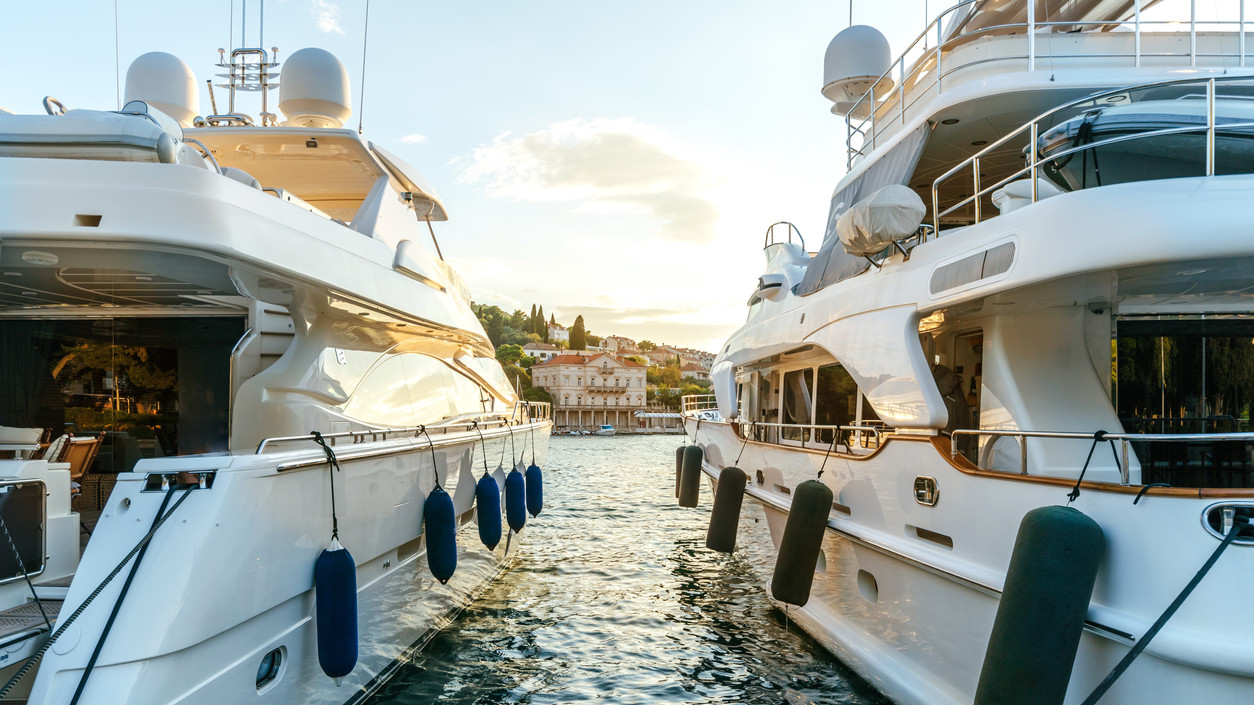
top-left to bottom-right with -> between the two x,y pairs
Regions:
857,570 -> 878,603
256,647 -> 284,691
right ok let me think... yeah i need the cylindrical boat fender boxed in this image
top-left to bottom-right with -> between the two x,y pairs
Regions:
475,474 -> 502,550
423,486 -> 457,584
678,445 -> 703,508
675,446 -> 686,497
526,462 -> 544,517
974,505 -> 1105,705
706,466 -> 747,553
505,466 -> 527,533
770,479 -> 833,606
314,538 -> 358,684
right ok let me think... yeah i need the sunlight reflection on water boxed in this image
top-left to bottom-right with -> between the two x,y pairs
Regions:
369,434 -> 888,705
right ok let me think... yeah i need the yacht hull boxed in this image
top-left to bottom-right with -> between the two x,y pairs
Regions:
23,426 -> 548,704
690,419 -> 1254,705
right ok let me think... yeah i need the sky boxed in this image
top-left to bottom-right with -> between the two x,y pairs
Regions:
0,0 -> 1216,353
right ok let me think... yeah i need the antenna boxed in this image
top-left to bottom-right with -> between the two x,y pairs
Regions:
358,0 -> 371,134
114,0 -> 121,109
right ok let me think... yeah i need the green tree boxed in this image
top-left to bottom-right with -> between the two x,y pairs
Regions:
570,315 -> 587,350
537,305 -> 546,339
625,355 -> 648,366
659,362 -> 682,388
496,344 -> 524,366
501,327 -> 533,346
502,363 -> 531,391
638,340 -> 657,351
523,386 -> 552,404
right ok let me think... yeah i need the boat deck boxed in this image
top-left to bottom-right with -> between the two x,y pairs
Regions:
0,600 -> 60,647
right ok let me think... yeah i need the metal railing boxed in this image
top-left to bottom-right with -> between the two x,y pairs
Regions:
764,222 -> 805,251
513,400 -> 552,423
255,410 -> 545,454
951,428 -> 1254,484
682,394 -> 719,414
930,74 -> 1254,233
736,420 -> 884,453
845,0 -> 1251,169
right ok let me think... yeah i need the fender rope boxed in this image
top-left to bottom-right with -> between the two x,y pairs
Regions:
311,431 -> 342,540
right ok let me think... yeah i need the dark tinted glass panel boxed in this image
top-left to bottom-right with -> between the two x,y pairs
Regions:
1116,317 -> 1254,487
0,317 -> 243,466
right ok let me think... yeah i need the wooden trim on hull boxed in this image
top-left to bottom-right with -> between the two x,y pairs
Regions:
709,419 -> 1254,499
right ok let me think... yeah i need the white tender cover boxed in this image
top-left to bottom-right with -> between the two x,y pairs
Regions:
837,184 -> 926,256
0,110 -> 171,162
991,177 -> 1064,214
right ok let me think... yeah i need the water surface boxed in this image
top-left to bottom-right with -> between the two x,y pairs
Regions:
371,434 -> 888,704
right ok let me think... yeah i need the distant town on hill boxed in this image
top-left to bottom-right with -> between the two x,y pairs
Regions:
471,302 -> 714,424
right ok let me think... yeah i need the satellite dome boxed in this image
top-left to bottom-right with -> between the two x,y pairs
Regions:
822,26 -> 892,110
124,52 -> 200,127
279,48 -> 352,129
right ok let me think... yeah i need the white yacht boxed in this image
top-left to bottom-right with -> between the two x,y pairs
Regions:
0,44 -> 548,703
683,2 -> 1254,704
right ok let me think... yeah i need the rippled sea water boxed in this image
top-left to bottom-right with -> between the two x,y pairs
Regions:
370,434 -> 889,705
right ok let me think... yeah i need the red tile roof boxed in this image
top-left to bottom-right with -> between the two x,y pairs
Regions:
534,352 -> 646,368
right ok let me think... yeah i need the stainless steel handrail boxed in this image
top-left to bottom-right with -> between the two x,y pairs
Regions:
681,394 -> 718,413
931,75 -> 1254,232
844,0 -> 1251,169
255,414 -> 528,454
951,428 -> 1254,483
764,222 -> 805,251
735,420 -> 884,452
181,138 -> 221,173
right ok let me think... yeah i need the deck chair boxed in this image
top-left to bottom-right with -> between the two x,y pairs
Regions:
57,435 -> 103,494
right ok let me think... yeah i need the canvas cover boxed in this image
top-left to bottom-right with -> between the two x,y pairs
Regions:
837,185 -> 926,256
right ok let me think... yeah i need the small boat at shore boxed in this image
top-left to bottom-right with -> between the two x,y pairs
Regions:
595,425 -> 616,436
0,41 -> 548,704
681,2 -> 1254,704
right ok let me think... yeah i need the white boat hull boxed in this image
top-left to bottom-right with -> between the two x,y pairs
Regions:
691,419 -> 1254,705
24,426 -> 548,704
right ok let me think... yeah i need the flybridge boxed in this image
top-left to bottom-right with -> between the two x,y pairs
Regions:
831,0 -> 1253,170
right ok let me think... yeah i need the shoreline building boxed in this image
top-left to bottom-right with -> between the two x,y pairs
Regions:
547,321 -> 569,344
531,352 -> 649,431
523,341 -> 559,363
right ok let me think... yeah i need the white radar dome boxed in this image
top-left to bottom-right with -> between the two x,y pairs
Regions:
124,52 -> 200,127
279,48 -> 352,129
822,25 -> 892,111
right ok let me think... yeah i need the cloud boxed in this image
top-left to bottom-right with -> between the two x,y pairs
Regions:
400,133 -> 427,144
547,303 -> 744,351
311,0 -> 345,34
458,118 -> 719,243
473,291 -> 522,312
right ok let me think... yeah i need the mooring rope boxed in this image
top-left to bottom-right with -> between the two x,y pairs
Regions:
1079,512 -> 1250,705
0,484 -> 197,698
